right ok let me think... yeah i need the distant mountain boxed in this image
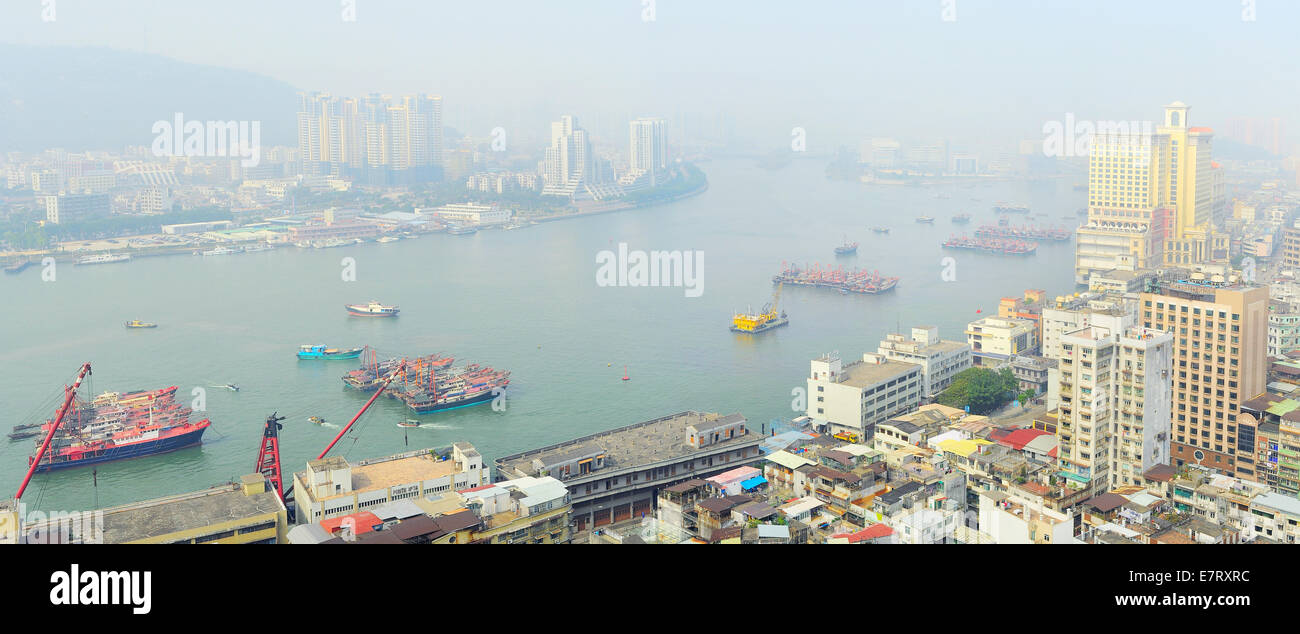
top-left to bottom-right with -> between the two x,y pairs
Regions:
0,44 -> 297,153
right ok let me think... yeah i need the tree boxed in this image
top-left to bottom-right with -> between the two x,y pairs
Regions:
936,367 -> 1019,415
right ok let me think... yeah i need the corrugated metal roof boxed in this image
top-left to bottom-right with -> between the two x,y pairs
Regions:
766,450 -> 815,470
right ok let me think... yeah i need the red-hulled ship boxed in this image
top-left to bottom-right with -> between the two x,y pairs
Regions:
942,235 -> 1038,256
973,224 -> 1071,241
343,349 -> 510,414
27,386 -> 210,472
772,262 -> 899,294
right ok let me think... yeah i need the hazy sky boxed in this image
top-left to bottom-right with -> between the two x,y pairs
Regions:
2,0 -> 1297,152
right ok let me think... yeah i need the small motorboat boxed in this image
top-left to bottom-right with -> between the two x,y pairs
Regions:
308,416 -> 326,425
225,384 -> 240,392
397,419 -> 421,428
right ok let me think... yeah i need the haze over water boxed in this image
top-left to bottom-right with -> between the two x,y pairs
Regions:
0,159 -> 1083,511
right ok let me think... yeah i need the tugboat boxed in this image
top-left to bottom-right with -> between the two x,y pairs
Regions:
834,236 -> 858,256
346,301 -> 400,317
298,344 -> 365,360
124,320 -> 158,329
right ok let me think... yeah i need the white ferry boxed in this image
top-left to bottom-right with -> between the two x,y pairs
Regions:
76,253 -> 132,266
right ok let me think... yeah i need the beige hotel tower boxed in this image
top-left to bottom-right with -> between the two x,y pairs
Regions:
1074,102 -> 1227,283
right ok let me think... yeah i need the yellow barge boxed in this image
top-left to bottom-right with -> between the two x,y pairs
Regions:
731,282 -> 788,334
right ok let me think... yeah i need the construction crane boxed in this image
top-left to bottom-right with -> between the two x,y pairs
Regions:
15,363 -> 92,501
730,281 -> 788,334
255,412 -> 286,500
271,359 -> 408,516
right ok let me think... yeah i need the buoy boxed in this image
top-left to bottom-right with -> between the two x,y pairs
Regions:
622,365 -> 630,381
607,363 -> 611,367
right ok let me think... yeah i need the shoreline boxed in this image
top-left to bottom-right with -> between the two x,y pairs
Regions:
1,177 -> 712,266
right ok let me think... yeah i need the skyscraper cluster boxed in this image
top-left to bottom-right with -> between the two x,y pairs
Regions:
297,92 -> 443,185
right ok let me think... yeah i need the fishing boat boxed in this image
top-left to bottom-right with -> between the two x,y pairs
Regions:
124,320 -> 157,329
916,216 -> 935,223
834,237 -> 858,256
298,344 -> 365,360
346,301 -> 400,317
308,416 -> 326,425
25,385 -> 210,472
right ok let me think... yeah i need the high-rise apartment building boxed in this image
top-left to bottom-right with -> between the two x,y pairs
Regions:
542,115 -> 594,197
1055,325 -> 1173,493
625,117 -> 668,187
296,91 -> 442,184
1139,278 -> 1268,480
1074,102 -> 1225,283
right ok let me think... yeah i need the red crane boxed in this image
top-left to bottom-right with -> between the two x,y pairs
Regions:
317,360 -> 407,460
265,360 -> 407,515
15,362 -> 92,501
255,412 -> 287,500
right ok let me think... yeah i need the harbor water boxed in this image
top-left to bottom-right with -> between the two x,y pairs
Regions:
0,158 -> 1084,511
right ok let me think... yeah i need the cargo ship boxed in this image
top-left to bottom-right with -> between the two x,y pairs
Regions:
974,224 -> 1071,241
942,235 -> 1037,255
76,253 -> 131,266
773,262 -> 899,295
298,344 -> 365,360
25,386 -> 210,472
833,237 -> 858,256
731,282 -> 788,334
346,301 -> 399,317
993,202 -> 1030,214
